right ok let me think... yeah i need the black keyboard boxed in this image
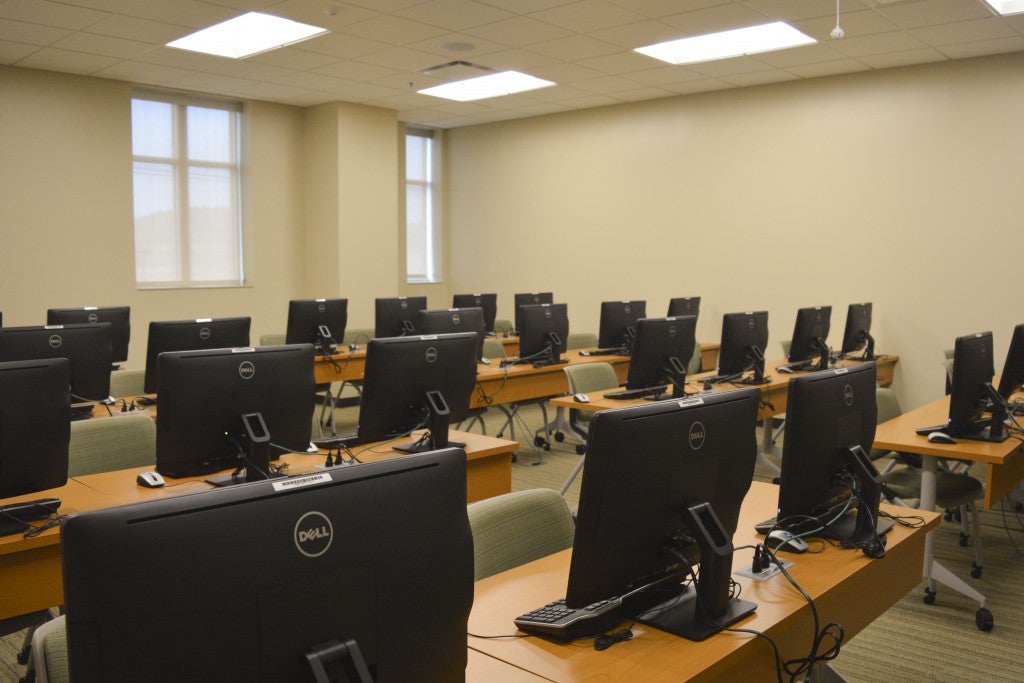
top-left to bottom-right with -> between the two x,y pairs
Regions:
604,385 -> 667,400
514,597 -> 623,641
915,424 -> 947,435
0,498 -> 61,536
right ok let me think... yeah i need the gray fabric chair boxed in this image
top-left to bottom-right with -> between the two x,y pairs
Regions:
558,362 -> 619,494
493,319 -> 513,338
467,488 -> 575,581
29,614 -> 67,683
68,413 -> 156,476
566,331 -> 597,350
108,368 -> 145,398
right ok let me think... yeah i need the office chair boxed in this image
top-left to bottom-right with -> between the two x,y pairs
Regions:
493,318 -> 513,338
466,488 -> 575,580
874,387 -> 985,578
1,609 -> 56,682
27,613 -> 67,683
108,368 -> 145,398
529,331 -> 600,451
566,331 -> 597,350
558,362 -> 619,495
68,413 -> 155,476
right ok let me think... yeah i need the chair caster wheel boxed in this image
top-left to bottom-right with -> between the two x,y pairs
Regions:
575,445 -> 586,455
958,533 -> 969,547
554,432 -> 564,442
510,453 -> 517,463
534,436 -> 546,447
971,563 -> 983,579
923,587 -> 937,605
976,607 -> 994,631
16,651 -> 29,665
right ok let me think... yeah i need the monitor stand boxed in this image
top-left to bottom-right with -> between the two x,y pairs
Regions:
392,390 -> 467,454
205,412 -> 286,487
306,638 -> 372,683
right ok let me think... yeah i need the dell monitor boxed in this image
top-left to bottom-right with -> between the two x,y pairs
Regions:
597,300 -> 646,351
667,297 -> 700,321
946,331 -> 1007,442
785,306 -> 832,371
47,306 -> 130,365
997,323 -> 1024,403
564,388 -> 761,641
374,296 -> 426,338
452,293 -> 497,334
62,447 -> 473,681
417,307 -> 486,361
841,302 -> 874,360
625,316 -> 697,398
155,344 -> 315,484
513,292 -> 553,334
0,323 -> 112,403
143,317 -> 251,395
517,303 -> 569,366
285,299 -> 347,354
715,311 -> 769,384
774,362 -> 889,547
357,332 -> 478,453
0,358 -> 70,499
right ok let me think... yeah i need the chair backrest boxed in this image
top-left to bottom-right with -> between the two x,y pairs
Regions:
482,337 -> 505,360
259,333 -> 286,346
494,319 -> 513,336
68,414 -> 156,476
563,362 -> 618,394
109,368 -> 145,398
688,344 -> 701,375
567,331 -> 598,350
467,488 -> 575,580
31,614 -> 68,683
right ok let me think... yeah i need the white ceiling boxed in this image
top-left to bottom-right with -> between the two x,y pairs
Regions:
3,0 -> 1023,128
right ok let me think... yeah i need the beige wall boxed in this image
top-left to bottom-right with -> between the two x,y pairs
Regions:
0,66 -> 402,364
446,52 -> 1024,410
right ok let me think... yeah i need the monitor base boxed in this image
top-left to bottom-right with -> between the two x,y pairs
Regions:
205,471 -> 287,488
636,592 -> 757,642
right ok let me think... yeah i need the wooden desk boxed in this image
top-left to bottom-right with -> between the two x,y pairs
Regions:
468,481 -> 938,682
496,337 -> 720,372
874,395 -> 1023,624
0,431 -> 515,621
313,348 -> 366,384
473,350 -> 631,408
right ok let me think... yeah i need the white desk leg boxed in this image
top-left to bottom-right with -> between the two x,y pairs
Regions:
920,457 -> 990,620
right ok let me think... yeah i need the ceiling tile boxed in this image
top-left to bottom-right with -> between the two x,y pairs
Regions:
576,49 -> 661,74
339,15 -> 449,45
311,59 -> 398,81
53,32 -> 154,59
589,19 -> 690,48
528,61 -> 606,82
610,85 -> 676,101
938,35 -> 1024,59
0,39 -> 38,63
786,58 -> 868,79
295,32 -> 391,59
722,68 -> 798,87
16,46 -> 118,73
857,47 -> 947,69
112,0 -> 235,29
532,0 -> 648,33
263,0 -> 380,28
94,60 -> 192,84
395,0 -> 515,31
85,14 -> 193,44
0,17 -> 72,45
528,34 -> 621,60
404,32 -> 509,59
476,0 -> 579,11
465,16 -> 573,45
875,0 -> 993,30
911,17 -> 1016,47
662,3 -> 772,35
605,0 -> 728,20
475,47 -> 558,70
0,0 -> 108,30
352,45 -> 441,70
793,9 -> 900,41
830,30 -> 927,57
246,46 -> 342,70
752,43 -> 849,68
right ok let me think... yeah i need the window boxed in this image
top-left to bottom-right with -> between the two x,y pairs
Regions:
405,129 -> 441,283
132,92 -> 244,287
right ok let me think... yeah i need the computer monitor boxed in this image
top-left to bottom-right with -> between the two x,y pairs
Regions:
155,344 -> 315,484
947,331 -> 1007,442
841,302 -> 874,360
716,311 -> 769,384
517,303 -> 569,366
667,297 -> 700,321
47,306 -> 130,365
625,316 -> 697,397
774,362 -> 888,548
356,332 -> 478,453
62,448 -> 473,681
597,300 -> 646,351
513,292 -> 553,334
0,323 -> 113,403
452,293 -> 497,333
997,323 -> 1024,402
374,296 -> 427,338
417,307 -> 486,361
143,317 -> 251,395
566,388 -> 761,641
786,306 -> 832,371
285,299 -> 347,353
0,358 -> 70,499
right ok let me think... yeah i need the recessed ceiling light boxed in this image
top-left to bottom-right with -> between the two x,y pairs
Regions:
635,22 -> 816,66
167,12 -> 328,59
418,71 -> 555,102
981,0 -> 1024,15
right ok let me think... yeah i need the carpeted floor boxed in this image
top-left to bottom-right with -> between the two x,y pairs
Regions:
3,402 -> 1024,681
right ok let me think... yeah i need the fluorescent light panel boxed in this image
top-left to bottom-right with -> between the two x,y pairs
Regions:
982,0 -> 1024,15
635,21 -> 816,65
167,12 -> 328,59
418,71 -> 555,102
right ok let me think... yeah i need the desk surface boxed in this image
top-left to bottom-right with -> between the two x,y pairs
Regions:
468,481 -> 937,683
874,395 -> 1024,508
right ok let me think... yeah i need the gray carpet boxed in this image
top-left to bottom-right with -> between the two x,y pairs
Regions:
3,402 -> 1023,681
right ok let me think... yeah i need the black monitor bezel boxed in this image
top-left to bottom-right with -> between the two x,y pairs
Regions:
513,292 -> 553,334
625,316 -> 697,391
597,300 -> 647,350
285,299 -> 348,351
0,323 -> 113,402
417,308 -> 485,361
452,293 -> 497,333
666,297 -> 701,320
373,297 -> 427,338
47,306 -> 130,364
717,311 -> 769,377
787,306 -> 832,364
517,303 -> 569,362
143,317 -> 251,395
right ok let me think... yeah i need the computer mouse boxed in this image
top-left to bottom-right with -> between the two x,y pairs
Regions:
136,470 -> 165,488
765,529 -> 808,553
574,393 -> 589,403
927,431 -> 957,444
777,365 -> 794,374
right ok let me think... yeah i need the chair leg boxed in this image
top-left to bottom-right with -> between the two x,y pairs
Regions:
969,503 -> 983,578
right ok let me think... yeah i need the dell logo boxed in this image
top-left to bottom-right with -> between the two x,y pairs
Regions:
400,300 -> 408,310
294,511 -> 333,558
624,305 -> 631,314
87,313 -> 98,323
317,303 -> 326,314
199,327 -> 211,341
843,384 -> 854,406
238,361 -> 256,380
689,422 -> 706,450
747,319 -> 755,329
48,335 -> 63,349
668,325 -> 677,338
425,347 -> 439,363
544,308 -> 552,319
452,313 -> 461,325
474,297 -> 481,305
